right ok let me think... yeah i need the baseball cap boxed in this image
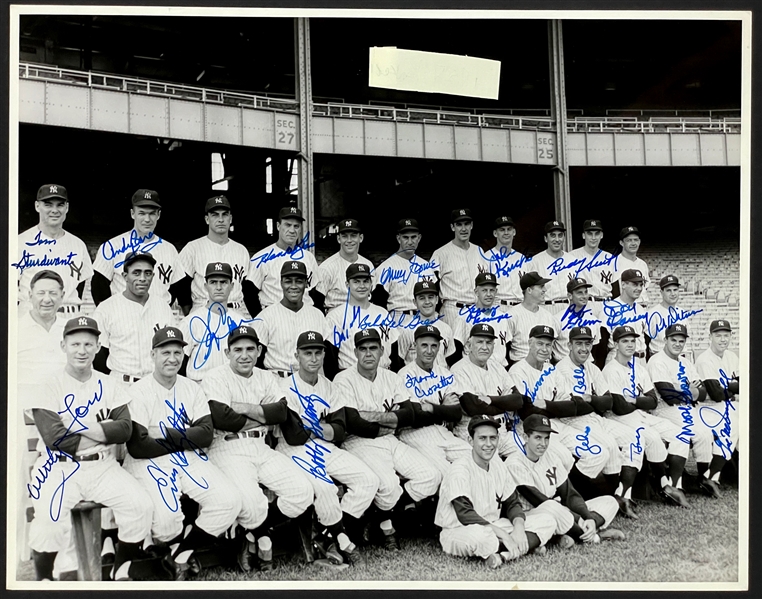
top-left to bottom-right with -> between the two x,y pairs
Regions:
413,281 -> 438,297
520,271 -> 551,291
152,326 -> 187,349
397,218 -> 420,233
567,278 -> 592,293
451,208 -> 473,223
296,330 -> 325,350
469,323 -> 496,339
64,316 -> 100,337
281,261 -> 308,279
37,184 -> 68,202
123,251 -> 157,271
529,325 -> 556,340
414,325 -> 442,341
228,325 -> 259,347
659,275 -> 680,289
523,414 -> 557,434
569,326 -> 594,341
665,324 -> 689,338
205,262 -> 233,280
544,220 -> 566,233
132,189 -> 161,209
475,272 -> 498,287
583,219 -> 603,231
355,328 -> 382,346
621,269 -> 645,283
494,215 -> 515,228
278,206 -> 304,221
205,195 -> 232,212
467,415 -> 500,437
620,226 -> 640,240
710,320 -> 732,333
337,218 -> 361,234
613,326 -> 640,342
346,263 -> 372,280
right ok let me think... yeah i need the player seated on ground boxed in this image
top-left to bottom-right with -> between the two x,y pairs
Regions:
508,414 -> 626,545
646,324 -> 736,499
276,330 -> 380,566
602,326 -> 693,509
435,415 -> 570,569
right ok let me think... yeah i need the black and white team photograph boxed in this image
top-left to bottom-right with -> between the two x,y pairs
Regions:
7,5 -> 749,592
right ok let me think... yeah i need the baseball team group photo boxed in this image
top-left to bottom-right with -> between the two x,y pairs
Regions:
8,9 -> 746,590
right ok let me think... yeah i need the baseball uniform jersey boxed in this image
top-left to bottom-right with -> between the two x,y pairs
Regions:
397,315 -> 456,368
376,253 -> 438,313
248,241 -> 319,309
612,255 -> 650,293
179,237 -> 250,311
452,306 -> 512,370
253,302 -> 327,374
325,303 -> 399,371
429,241 -> 490,305
17,312 -> 67,406
646,303 -> 701,356
482,247 -> 530,304
315,253 -> 376,311
506,305 -> 566,363
529,250 -> 573,301
601,300 -> 648,356
695,348 -> 740,382
565,247 -> 617,298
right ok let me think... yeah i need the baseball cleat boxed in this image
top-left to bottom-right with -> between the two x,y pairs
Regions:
257,538 -> 275,572
162,554 -> 190,581
382,533 -> 400,552
662,485 -> 690,508
598,528 -> 626,541
237,537 -> 256,573
615,496 -> 639,520
485,553 -> 503,569
700,478 -> 721,499
340,543 -> 364,567
556,535 -> 575,550
313,537 -> 344,565
531,545 -> 547,556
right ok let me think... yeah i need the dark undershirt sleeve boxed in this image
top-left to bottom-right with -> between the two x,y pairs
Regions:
33,408 -> 81,455
90,271 -> 112,306
611,393 -> 638,416
635,391 -> 658,411
500,489 -> 526,522
99,404 -> 133,444
452,496 -> 491,526
209,399 -> 248,432
343,407 -> 381,438
155,414 -> 214,451
370,284 -> 389,310
590,394 -> 613,414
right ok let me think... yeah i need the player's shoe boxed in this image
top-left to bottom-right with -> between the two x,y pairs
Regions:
382,533 -> 400,552
555,535 -> 575,550
661,485 -> 690,508
615,496 -> 639,519
485,553 -> 503,569
162,554 -> 191,581
531,545 -> 547,556
598,528 -> 626,542
700,478 -> 721,499
340,542 -> 364,567
237,535 -> 257,574
313,536 -> 344,565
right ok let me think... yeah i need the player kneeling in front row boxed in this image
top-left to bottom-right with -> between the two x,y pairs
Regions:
435,415 -> 570,568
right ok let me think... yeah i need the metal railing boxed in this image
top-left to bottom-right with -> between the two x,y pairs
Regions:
567,115 -> 741,134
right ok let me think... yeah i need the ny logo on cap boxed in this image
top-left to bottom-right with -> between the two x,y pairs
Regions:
581,327 -> 589,334
144,191 -> 152,199
290,207 -> 297,213
422,282 -> 430,288
625,326 -> 633,333
635,270 -> 641,276
78,317 -> 88,326
239,327 -> 248,334
628,227 -> 635,232
214,263 -> 223,271
50,185 -> 58,194
481,325 -> 489,331
590,220 -> 597,226
215,198 -> 223,204
291,263 -> 299,269
427,326 -> 434,332
553,221 -> 559,226
486,274 -> 493,281
544,326 -> 551,333
718,321 -> 725,326
358,265 -> 366,271
307,332 -> 316,340
501,216 -> 508,221
676,325 -> 685,331
405,220 -> 412,226
166,330 -> 176,338
542,417 -> 550,426
361,330 -> 370,337
345,220 -> 352,227
460,210 -> 466,215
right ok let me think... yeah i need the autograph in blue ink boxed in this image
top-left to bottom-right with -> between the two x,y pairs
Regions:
623,360 -> 638,399
190,303 -> 256,369
250,233 -> 316,267
404,369 -> 455,399
12,250 -> 78,274
25,231 -> 57,246
698,368 -> 736,458
572,365 -> 587,395
629,426 -> 645,461
645,306 -> 704,338
101,230 -> 163,268
511,413 -> 527,456
604,302 -> 703,333
458,304 -> 512,325
379,255 -> 438,286
521,366 -> 555,403
289,373 -> 335,484
560,303 -> 601,331
574,426 -> 602,457
548,251 -> 617,278
479,247 -> 531,279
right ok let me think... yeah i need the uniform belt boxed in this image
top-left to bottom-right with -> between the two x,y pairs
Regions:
591,296 -> 610,302
398,309 -> 417,315
57,305 -> 81,314
499,299 -> 521,306
454,302 -> 469,309
633,351 -> 646,359
58,452 -> 106,463
227,301 -> 243,310
544,299 -> 569,305
224,430 -> 265,441
273,370 -> 290,378
122,374 -> 140,383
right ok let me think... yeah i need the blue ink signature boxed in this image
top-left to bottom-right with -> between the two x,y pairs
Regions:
560,303 -> 602,331
189,302 -> 256,369
479,247 -> 531,279
629,426 -> 645,461
602,301 -> 646,329
292,440 -> 334,484
251,233 -> 316,267
379,255 -> 438,286
573,365 -> 587,395
404,370 -> 455,399
676,405 -> 694,444
512,413 -> 527,455
646,306 -> 703,338
548,251 -> 617,278
458,304 -> 512,325
101,230 -> 163,268
698,369 -> 736,458
623,360 -> 638,399
521,366 -> 555,402
25,231 -> 57,246
290,374 -> 330,440
574,426 -> 602,457
12,250 -> 77,274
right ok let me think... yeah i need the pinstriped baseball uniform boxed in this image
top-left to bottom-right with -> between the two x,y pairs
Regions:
482,247 -> 530,304
325,303 -> 399,371
612,255 -> 650,294
179,237 -> 250,311
16,226 -> 94,314
601,299 -> 648,359
376,253 -> 438,312
695,346 -> 740,455
179,304 -> 252,382
201,364 -> 313,530
696,347 -> 739,382
274,372 -> 379,525
396,361 -> 471,476
527,250 -> 571,301
558,301 -> 604,343
565,247 -> 616,298
253,302 -> 327,373
248,242 -> 319,309
452,307 -> 512,370
645,303 -> 699,356
602,358 -> 689,461
93,231 -> 184,305
92,293 -> 176,379
333,367 -> 442,510
316,253 -> 376,311
506,304 -> 566,363
430,241 -> 490,324
123,374 -> 241,541
397,315 -> 455,368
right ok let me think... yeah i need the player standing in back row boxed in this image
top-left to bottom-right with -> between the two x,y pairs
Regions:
482,216 -> 530,310
566,220 -> 616,301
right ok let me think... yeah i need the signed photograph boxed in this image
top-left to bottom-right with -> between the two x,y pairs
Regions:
6,5 -> 749,592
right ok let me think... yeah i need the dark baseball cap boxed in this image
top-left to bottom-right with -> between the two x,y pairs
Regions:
37,184 -> 68,202
228,325 -> 259,347
583,219 -> 603,231
132,189 -> 161,209
544,220 -> 566,233
621,269 -> 645,283
523,414 -> 557,434
710,320 -> 732,333
279,206 -> 304,221
569,326 -> 594,341
659,275 -> 680,289
529,325 -> 556,340
467,415 -> 500,437
612,326 -> 640,342
205,195 -> 232,212
281,261 -> 308,279
413,281 -> 438,296
665,324 -> 689,338
620,226 -> 640,240
451,208 -> 473,223
152,326 -> 187,349
397,218 -> 420,233
469,323 -> 496,339
355,328 -> 382,346
123,251 -> 157,271
520,271 -> 552,291
205,262 -> 233,280
475,272 -> 498,287
494,215 -> 515,228
64,316 -> 100,337
567,278 -> 592,293
296,330 -> 324,350
337,218 -> 361,234
414,325 -> 442,341
346,263 -> 372,280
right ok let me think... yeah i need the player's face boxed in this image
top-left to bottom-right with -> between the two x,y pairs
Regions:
281,275 -> 307,303
621,281 -> 643,302
474,284 -> 497,308
278,218 -> 303,247
337,232 -> 363,255
35,199 -> 68,229
205,209 -> 232,235
152,343 -> 185,377
620,234 -> 641,255
664,335 -> 687,359
122,261 -> 154,297
226,339 -> 260,376
710,330 -> 731,354
355,341 -> 382,372
62,331 -> 100,370
524,430 -> 551,461
582,230 -> 603,250
296,347 -> 324,375
526,284 -> 547,303
494,225 -> 516,247
347,276 -> 371,303
661,284 -> 680,306
471,425 -> 498,463
528,337 -> 553,363
396,232 -> 421,255
544,230 -> 565,253
414,292 -> 438,318
31,278 -> 64,317
616,336 -> 638,359
130,207 -> 160,237
415,337 -> 440,369
205,275 -> 232,304
568,287 -> 590,306
451,220 -> 473,243
570,339 -> 593,365
467,335 -> 495,365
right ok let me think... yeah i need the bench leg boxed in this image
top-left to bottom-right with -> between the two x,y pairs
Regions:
71,507 -> 102,581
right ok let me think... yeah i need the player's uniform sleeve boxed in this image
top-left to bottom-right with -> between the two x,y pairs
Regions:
126,384 -> 151,428
315,260 -> 332,297
646,355 -> 674,385
178,242 -> 196,278
92,240 -> 114,280
76,237 -> 95,281
247,247 -> 268,288
589,364 -> 610,395
252,307 -> 272,347
91,303 -> 111,349
167,243 -> 185,286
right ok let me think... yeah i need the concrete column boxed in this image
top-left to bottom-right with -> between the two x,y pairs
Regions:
294,17 -> 315,251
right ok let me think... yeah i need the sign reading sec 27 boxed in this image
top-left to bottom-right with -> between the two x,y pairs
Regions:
275,116 -> 298,150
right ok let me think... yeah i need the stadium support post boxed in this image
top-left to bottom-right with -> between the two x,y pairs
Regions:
295,17 -> 315,252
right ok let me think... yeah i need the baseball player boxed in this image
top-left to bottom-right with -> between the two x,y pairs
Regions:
435,415 -> 567,568
27,316 -> 153,581
332,328 -> 442,551
253,261 -> 327,377
200,326 -> 314,572
507,414 -> 625,544
314,219 -> 375,312
603,326 -> 693,508
396,280 -> 459,368
16,184 -> 94,315
325,263 -> 401,376
645,275 -> 702,358
276,330 -> 380,565
179,262 -> 252,382
177,195 -> 251,316
372,218 -> 438,314
527,220 -> 571,305
91,189 -> 184,307
247,206 -> 319,315
601,268 -> 649,368
558,278 -> 603,346
124,326 -> 242,580
430,209 -> 490,327
611,227 -> 650,300
396,325 -> 470,476
92,252 -> 175,384
482,216 -> 530,309
647,324 -> 736,498
565,219 -> 616,300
